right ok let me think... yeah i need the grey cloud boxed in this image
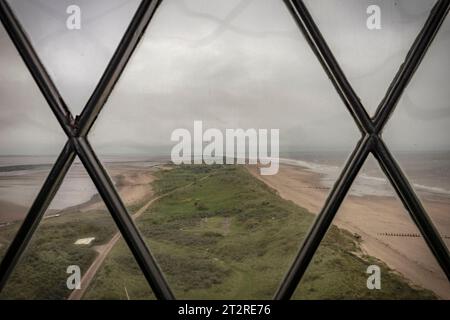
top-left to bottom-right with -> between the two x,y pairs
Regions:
0,0 -> 449,156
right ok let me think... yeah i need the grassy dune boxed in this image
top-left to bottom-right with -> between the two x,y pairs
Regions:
84,165 -> 434,300
0,210 -> 117,299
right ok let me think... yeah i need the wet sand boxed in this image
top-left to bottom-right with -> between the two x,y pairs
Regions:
0,201 -> 28,224
80,164 -> 157,212
0,164 -> 159,222
1,162 -> 448,298
248,164 -> 450,299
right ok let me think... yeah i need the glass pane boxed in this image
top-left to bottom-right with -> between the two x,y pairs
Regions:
383,16 -> 450,251
294,155 -> 448,299
0,160 -> 146,300
303,0 -> 436,115
83,159 -> 159,300
90,0 -> 360,299
0,23 -> 66,261
7,0 -> 141,114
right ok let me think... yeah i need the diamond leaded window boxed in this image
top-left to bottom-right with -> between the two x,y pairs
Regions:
0,0 -> 448,300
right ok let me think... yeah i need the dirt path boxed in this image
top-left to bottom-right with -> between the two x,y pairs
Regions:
68,195 -> 162,300
68,174 -> 210,300
222,217 -> 231,235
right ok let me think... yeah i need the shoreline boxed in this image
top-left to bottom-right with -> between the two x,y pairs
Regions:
0,163 -> 160,300
0,164 -> 159,224
1,162 -> 448,299
248,163 -> 450,299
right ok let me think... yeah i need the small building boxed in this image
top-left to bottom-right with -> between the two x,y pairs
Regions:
74,237 -> 96,245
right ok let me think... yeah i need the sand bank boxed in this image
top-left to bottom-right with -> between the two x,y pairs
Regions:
80,164 -> 157,212
0,164 -> 158,222
248,164 -> 450,299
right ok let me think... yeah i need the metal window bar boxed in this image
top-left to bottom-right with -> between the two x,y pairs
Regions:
275,0 -> 450,300
0,0 -> 447,300
0,0 -> 174,300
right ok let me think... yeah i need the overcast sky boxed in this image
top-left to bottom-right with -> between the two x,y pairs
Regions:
0,0 -> 449,156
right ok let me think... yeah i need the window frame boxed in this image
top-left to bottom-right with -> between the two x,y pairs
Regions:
0,0 -> 448,300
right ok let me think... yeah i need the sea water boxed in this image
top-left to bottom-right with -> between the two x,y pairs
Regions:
0,155 -> 162,216
1,151 -> 449,221
281,150 -> 450,198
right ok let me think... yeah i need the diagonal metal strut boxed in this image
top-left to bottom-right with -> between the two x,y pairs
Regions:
276,0 -> 450,300
0,0 -> 174,300
0,0 -> 448,301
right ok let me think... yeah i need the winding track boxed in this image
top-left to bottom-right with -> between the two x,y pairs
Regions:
68,174 -> 210,300
68,195 -> 162,300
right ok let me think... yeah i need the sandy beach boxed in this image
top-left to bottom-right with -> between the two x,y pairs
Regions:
0,163 -> 158,257
0,163 -> 159,223
248,164 -> 450,299
1,161 -> 448,299
79,164 -> 157,212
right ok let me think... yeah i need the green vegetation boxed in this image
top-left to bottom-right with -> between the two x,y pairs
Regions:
0,164 -> 434,299
85,165 -> 435,300
0,210 -> 117,300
